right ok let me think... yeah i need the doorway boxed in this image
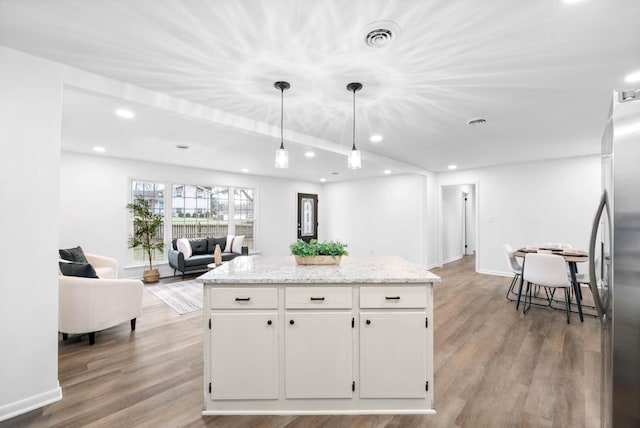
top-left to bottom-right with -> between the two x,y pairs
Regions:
440,183 -> 477,267
297,193 -> 318,242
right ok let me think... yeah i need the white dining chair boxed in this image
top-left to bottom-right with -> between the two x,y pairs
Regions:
502,244 -> 522,301
522,253 -> 573,324
540,242 -> 573,250
574,256 -> 600,288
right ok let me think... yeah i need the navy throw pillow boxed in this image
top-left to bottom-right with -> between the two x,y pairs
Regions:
59,261 -> 99,278
190,238 -> 208,256
59,246 -> 88,263
214,237 -> 227,252
207,237 -> 226,253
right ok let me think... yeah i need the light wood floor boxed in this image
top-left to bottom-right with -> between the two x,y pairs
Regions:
3,256 -> 601,428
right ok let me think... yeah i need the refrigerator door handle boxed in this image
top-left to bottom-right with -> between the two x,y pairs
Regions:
588,190 -> 609,319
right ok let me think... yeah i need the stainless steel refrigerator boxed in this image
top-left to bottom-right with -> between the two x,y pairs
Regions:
589,88 -> 640,427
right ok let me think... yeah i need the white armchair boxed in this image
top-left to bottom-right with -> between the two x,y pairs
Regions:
59,253 -> 143,345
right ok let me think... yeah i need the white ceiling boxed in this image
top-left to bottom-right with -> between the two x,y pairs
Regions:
1,0 -> 639,182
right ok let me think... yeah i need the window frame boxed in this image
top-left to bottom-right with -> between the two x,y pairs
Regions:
128,179 -> 258,264
129,179 -> 169,265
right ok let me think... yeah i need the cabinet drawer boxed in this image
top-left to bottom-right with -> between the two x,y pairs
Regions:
360,286 -> 427,309
286,287 -> 352,309
210,287 -> 277,309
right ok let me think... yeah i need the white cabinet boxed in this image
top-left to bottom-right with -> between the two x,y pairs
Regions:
360,312 -> 427,398
359,285 -> 428,309
206,287 -> 278,401
285,286 -> 352,309
285,311 -> 353,398
359,285 -> 430,399
284,286 -> 353,398
210,287 -> 278,309
209,312 -> 278,399
203,281 -> 435,415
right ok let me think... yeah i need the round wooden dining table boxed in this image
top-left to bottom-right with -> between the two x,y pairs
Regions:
513,247 -> 589,322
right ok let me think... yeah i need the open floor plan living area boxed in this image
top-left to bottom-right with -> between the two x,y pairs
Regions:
1,1 -> 639,427
4,257 -> 602,427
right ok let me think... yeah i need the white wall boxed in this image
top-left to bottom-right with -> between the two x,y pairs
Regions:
441,186 -> 464,263
322,174 -> 431,266
0,46 -> 63,421
60,152 -> 323,278
436,156 -> 601,276
462,185 -> 476,254
424,171 -> 440,268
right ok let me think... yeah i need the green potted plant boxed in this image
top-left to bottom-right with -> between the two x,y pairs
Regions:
289,239 -> 348,265
127,197 -> 164,283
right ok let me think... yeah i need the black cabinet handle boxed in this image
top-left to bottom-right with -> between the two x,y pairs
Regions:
310,297 -> 325,301
289,319 -> 295,325
385,296 -> 401,300
267,320 -> 272,325
366,319 -> 371,325
235,297 -> 251,301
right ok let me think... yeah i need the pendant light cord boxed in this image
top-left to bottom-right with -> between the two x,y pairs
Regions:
280,87 -> 285,150
352,87 -> 357,150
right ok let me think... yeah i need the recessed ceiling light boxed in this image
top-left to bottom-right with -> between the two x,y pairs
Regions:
467,118 -> 486,125
320,178 -> 327,183
305,151 -> 315,158
115,108 -> 135,119
448,164 -> 458,170
176,144 -> 190,149
383,169 -> 391,174
370,135 -> 383,143
625,70 -> 640,83
93,146 -> 106,153
241,168 -> 249,173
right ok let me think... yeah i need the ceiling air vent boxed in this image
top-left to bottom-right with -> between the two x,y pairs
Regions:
366,29 -> 393,47
467,118 -> 487,125
620,89 -> 640,103
363,21 -> 400,48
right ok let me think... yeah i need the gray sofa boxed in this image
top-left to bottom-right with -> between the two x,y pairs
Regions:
168,237 -> 245,279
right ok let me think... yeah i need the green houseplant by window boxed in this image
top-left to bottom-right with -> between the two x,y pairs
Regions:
127,197 -> 164,283
289,239 -> 348,265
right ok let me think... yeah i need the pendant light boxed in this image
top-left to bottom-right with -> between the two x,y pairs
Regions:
274,81 -> 290,168
346,82 -> 362,169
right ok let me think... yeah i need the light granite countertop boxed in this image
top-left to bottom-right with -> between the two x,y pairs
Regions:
196,255 -> 441,285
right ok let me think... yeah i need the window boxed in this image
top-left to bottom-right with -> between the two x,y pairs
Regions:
131,180 -> 165,262
130,180 -> 256,261
172,184 -> 229,239
234,188 -> 255,250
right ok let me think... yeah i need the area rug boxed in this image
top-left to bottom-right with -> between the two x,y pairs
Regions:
146,280 -> 203,315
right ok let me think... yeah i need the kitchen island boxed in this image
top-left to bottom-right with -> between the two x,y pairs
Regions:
197,255 -> 440,415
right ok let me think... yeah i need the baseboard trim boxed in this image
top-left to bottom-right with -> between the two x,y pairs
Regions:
442,255 -> 463,265
202,409 -> 437,416
0,382 -> 62,422
478,269 -> 512,277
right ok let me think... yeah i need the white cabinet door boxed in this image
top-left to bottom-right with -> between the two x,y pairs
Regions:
285,312 -> 353,398
360,311 -> 427,398
210,312 -> 278,400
